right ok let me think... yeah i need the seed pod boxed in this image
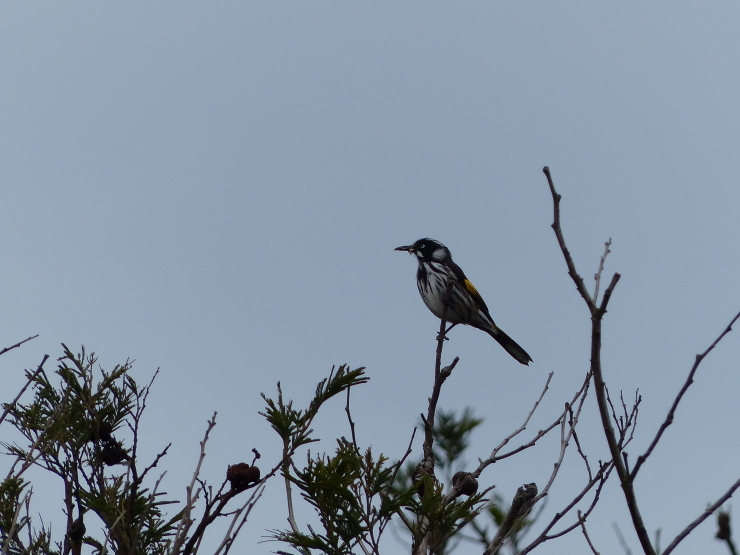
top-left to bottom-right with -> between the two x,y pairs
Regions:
717,511 -> 732,541
89,421 -> 114,443
227,463 -> 261,492
452,471 -> 478,496
67,516 -> 86,542
101,441 -> 129,466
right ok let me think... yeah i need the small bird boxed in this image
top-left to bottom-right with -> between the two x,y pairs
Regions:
395,238 -> 532,365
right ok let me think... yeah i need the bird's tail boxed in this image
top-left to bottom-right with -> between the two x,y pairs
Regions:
487,327 -> 532,366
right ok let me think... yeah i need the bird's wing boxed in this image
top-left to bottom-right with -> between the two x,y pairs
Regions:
463,279 -> 489,312
448,260 -> 495,320
463,278 -> 501,330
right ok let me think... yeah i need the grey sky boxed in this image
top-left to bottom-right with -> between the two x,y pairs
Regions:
2,3 -> 739,554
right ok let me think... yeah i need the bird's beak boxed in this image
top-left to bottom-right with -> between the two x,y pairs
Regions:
395,245 -> 413,253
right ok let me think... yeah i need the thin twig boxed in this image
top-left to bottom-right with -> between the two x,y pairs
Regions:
542,167 -> 595,311
632,310 -> 740,479
593,239 -> 612,303
486,379 -> 594,554
524,371 -> 593,526
662,476 -> 740,555
171,413 -> 218,555
477,372 -> 554,466
216,484 -> 267,555
614,523 -> 634,555
569,406 -> 592,480
0,355 -> 48,427
422,278 -> 458,466
389,429 -> 418,533
415,278 -> 458,555
345,388 -> 359,451
0,490 -> 31,555
542,167 -> 655,554
579,510 -> 600,555
0,335 -> 38,357
516,462 -> 614,555
476,370 -> 589,468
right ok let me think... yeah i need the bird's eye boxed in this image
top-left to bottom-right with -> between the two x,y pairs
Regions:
419,243 -> 425,249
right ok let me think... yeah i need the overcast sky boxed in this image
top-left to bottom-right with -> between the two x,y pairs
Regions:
2,3 -> 740,554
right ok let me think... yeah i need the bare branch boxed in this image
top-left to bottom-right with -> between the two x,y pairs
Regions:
414,278 -> 458,555
579,510 -> 600,555
569,405 -> 592,480
485,483 -> 538,555
516,462 -> 613,555
477,372 -> 554,467
170,413 -> 218,555
422,277 -> 458,466
0,354 -> 49,427
216,484 -> 267,555
535,374 -> 591,502
662,477 -> 740,555
0,335 -> 38,357
345,387 -> 359,451
613,523 -> 633,555
632,310 -> 740,479
542,167 -> 655,554
593,239 -> 612,303
542,166 -> 595,311
485,377 -> 594,553
475,370 -> 589,472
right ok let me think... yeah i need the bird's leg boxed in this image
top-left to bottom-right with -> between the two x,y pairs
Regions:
436,323 -> 457,341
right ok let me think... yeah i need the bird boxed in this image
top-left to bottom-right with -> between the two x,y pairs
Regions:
395,238 -> 532,365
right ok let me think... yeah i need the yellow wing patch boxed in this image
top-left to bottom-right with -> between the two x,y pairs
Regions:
463,279 -> 484,304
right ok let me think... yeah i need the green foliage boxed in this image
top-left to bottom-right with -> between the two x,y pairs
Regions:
391,408 -> 538,555
272,439 -> 414,555
403,476 -> 489,555
260,365 -> 369,452
1,350 -> 374,555
1,348 -> 541,555
432,408 -> 483,479
0,345 -> 177,555
262,365 -> 424,555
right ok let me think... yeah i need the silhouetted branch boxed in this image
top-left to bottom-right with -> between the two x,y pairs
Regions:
543,166 -> 596,312
0,354 -> 48,427
579,510 -> 601,555
484,483 -> 538,555
631,310 -> 740,479
474,371 -> 554,469
414,278 -> 459,555
662,477 -> 740,555
569,405 -> 592,480
516,461 -> 614,555
593,239 -> 612,303
542,166 -> 656,555
422,277 -> 459,467
171,413 -> 217,554
0,335 -> 38,356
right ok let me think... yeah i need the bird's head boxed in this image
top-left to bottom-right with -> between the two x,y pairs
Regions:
395,238 -> 451,263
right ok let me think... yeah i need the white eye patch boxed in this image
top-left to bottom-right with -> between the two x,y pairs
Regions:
431,248 -> 446,261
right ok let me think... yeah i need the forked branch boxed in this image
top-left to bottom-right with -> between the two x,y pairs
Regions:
542,166 -> 655,555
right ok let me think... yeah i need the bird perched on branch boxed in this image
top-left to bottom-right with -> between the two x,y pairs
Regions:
395,238 -> 532,365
